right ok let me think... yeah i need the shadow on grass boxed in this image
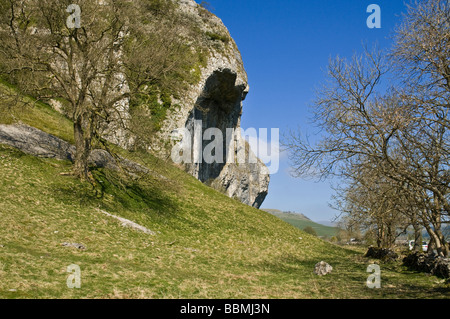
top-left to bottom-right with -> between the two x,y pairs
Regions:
50,166 -> 181,221
254,253 -> 325,274
369,280 -> 450,299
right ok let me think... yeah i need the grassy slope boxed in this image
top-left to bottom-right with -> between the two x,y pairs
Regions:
264,210 -> 338,238
0,84 -> 449,299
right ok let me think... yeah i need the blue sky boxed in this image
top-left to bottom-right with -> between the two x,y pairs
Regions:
197,0 -> 409,222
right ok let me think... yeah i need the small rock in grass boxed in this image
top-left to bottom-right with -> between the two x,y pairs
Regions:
314,261 -> 333,276
61,242 -> 86,250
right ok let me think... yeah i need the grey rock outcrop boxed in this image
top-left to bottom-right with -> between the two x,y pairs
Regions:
0,123 -> 75,161
98,209 -> 156,235
31,0 -> 270,208
0,123 -> 147,175
403,252 -> 450,279
365,246 -> 399,262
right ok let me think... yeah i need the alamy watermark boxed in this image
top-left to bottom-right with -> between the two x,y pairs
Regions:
67,264 -> 81,289
367,4 -> 381,29
66,4 -> 81,29
170,121 -> 280,174
366,264 -> 381,289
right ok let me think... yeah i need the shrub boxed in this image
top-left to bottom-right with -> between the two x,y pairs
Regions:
206,31 -> 230,44
303,226 -> 317,237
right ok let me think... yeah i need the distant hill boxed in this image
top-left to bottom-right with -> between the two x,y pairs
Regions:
316,220 -> 339,227
262,209 -> 311,221
421,225 -> 450,241
262,209 -> 339,238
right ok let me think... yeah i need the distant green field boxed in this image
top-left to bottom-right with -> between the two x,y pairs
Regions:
262,209 -> 339,238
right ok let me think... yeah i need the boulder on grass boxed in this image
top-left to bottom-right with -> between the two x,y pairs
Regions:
314,261 -> 333,276
403,252 -> 450,279
365,246 -> 398,261
432,257 -> 450,279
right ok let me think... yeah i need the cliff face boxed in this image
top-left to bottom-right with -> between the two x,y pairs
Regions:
51,0 -> 270,208
156,0 -> 269,208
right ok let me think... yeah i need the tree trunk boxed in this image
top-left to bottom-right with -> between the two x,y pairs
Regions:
73,117 -> 91,181
386,222 -> 395,249
413,222 -> 422,252
376,227 -> 382,248
425,225 -> 448,257
434,227 -> 449,257
430,213 -> 449,257
432,205 -> 449,257
428,234 -> 436,254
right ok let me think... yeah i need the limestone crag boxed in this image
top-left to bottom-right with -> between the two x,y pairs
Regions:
47,0 -> 270,208
157,0 -> 270,208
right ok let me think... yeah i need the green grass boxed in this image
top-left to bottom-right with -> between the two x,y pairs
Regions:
0,80 -> 74,144
0,83 -> 449,299
279,217 -> 338,238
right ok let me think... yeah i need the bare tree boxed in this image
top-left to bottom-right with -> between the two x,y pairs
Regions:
0,0 -> 201,180
332,162 -> 411,249
285,21 -> 449,255
0,0 -> 138,180
391,0 -> 450,255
